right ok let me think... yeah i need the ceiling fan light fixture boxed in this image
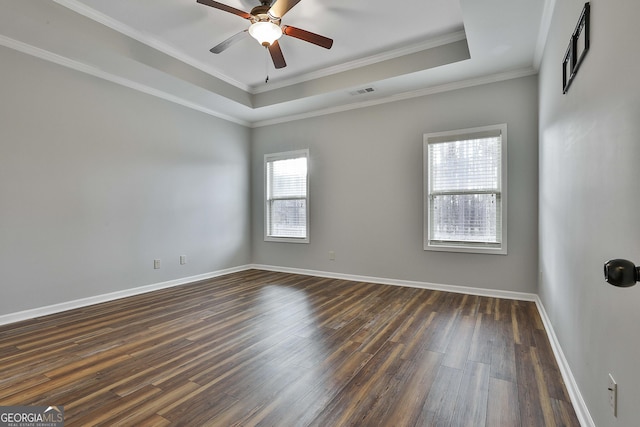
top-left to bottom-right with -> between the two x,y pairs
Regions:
248,21 -> 282,46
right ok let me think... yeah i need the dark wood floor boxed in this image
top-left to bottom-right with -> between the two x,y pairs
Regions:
0,270 -> 579,426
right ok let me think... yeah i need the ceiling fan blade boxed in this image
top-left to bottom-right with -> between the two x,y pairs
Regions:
196,0 -> 251,20
268,0 -> 302,19
210,30 -> 249,53
268,40 -> 287,69
282,26 -> 333,49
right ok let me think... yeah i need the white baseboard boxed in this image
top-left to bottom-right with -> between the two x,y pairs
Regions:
0,264 -> 252,327
250,263 -> 538,301
0,263 -> 536,327
534,297 -> 595,427
0,263 -> 592,427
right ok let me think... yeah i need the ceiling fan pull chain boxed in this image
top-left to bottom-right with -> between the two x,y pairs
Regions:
264,46 -> 270,83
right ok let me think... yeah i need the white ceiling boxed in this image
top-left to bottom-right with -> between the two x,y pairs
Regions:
0,0 -> 551,126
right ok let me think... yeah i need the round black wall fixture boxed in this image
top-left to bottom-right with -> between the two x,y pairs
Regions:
604,259 -> 640,288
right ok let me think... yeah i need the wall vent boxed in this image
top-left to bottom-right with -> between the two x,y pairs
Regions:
349,87 -> 376,96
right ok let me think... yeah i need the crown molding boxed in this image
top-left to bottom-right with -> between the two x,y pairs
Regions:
52,0 -> 468,98
251,66 -> 537,128
51,0 -> 251,92
250,30 -> 467,94
1,29 -> 536,129
533,0 -> 557,68
0,34 -> 250,127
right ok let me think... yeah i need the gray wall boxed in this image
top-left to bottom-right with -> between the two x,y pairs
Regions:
252,76 -> 539,293
0,46 -> 251,316
538,0 -> 640,425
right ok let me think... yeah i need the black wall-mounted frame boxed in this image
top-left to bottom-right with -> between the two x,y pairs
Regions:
562,2 -> 590,94
562,43 -> 573,93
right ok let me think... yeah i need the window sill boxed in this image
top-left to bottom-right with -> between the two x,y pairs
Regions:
265,236 -> 309,244
424,242 -> 507,255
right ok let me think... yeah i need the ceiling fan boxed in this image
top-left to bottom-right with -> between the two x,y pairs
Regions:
196,0 -> 333,69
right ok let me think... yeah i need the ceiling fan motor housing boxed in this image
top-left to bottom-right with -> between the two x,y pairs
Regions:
250,5 -> 279,24
198,0 -> 333,69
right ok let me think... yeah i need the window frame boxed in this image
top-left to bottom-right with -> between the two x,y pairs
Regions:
264,149 -> 310,244
423,124 -> 508,255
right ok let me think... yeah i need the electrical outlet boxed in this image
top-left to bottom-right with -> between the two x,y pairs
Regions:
154,259 -> 161,269
180,255 -> 187,265
328,251 -> 335,261
608,373 -> 617,417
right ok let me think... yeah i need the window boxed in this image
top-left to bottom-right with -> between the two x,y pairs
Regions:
424,124 -> 507,254
265,149 -> 309,243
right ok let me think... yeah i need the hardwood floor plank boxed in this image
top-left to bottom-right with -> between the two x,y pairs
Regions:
490,318 -> 518,382
356,300 -> 412,355
419,365 -> 464,426
0,375 -> 51,399
58,390 -> 122,426
0,270 -> 580,426
459,293 -> 480,316
51,365 -> 149,412
442,315 -> 476,369
253,341 -> 371,427
515,343 -> 548,427
426,310 -> 462,353
105,380 -> 201,426
1,351 -> 81,386
67,384 -> 163,427
135,414 -> 172,427
399,311 -> 437,361
388,290 -> 434,344
551,397 -> 581,426
530,346 -> 559,427
450,360 -> 490,427
308,341 -> 405,427
376,350 -> 442,427
1,353 -> 132,405
512,301 -> 537,346
467,313 -> 494,365
532,327 -> 571,401
486,377 -> 520,426
478,296 -> 495,316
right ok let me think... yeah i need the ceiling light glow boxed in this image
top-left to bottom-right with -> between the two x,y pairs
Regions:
249,21 -> 283,47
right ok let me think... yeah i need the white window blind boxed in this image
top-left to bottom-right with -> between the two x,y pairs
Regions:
265,150 -> 309,242
424,125 -> 507,254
